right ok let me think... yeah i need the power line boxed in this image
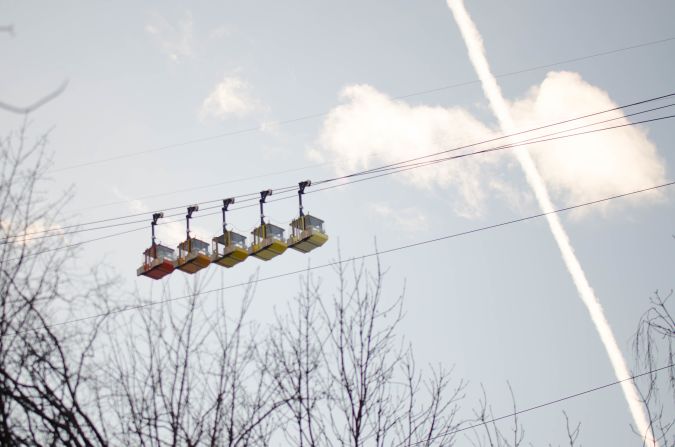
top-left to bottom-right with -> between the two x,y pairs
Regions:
3,111 -> 674,248
74,161 -> 338,214
7,109 -> 675,246
401,363 -> 674,447
9,179 -> 675,334
68,88 -> 675,215
48,35 -> 675,174
5,93 -> 674,243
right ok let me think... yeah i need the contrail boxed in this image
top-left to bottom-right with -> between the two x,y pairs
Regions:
446,1 -> 656,444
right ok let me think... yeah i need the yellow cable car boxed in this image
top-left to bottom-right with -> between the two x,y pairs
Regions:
250,223 -> 287,260
137,212 -> 176,280
287,180 -> 329,253
174,205 -> 211,274
211,198 -> 249,268
288,214 -> 328,253
249,190 -> 288,260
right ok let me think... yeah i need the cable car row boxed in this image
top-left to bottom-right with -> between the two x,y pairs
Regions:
136,181 -> 328,280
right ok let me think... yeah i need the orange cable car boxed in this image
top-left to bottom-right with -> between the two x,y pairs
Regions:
174,205 -> 211,274
287,180 -> 328,253
249,189 -> 287,261
211,198 -> 249,268
137,212 -> 176,280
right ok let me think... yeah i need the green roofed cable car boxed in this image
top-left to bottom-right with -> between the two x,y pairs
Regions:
249,189 -> 288,261
211,198 -> 249,268
174,205 -> 211,274
137,212 -> 176,280
287,180 -> 328,253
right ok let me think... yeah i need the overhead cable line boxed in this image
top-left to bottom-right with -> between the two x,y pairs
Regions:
76,161 -> 338,214
3,110 -> 675,246
6,93 -> 675,243
57,90 -> 675,224
48,35 -> 675,174
73,57 -> 675,213
9,179 -> 675,332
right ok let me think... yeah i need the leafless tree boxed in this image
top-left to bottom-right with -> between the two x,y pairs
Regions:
267,258 -> 465,447
632,291 -> 674,446
0,122 -> 114,445
266,273 -> 329,447
467,384 -> 524,447
102,273 -> 285,446
561,411 -> 581,447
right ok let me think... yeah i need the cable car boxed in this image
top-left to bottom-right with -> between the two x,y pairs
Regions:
211,198 -> 249,268
287,180 -> 328,253
174,205 -> 211,274
137,212 -> 176,280
249,190 -> 288,260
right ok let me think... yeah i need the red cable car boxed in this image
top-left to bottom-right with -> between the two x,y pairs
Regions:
137,212 -> 176,280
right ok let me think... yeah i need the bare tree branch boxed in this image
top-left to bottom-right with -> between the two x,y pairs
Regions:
0,80 -> 68,115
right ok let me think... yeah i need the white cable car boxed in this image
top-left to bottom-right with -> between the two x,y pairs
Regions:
211,198 -> 249,268
249,190 -> 288,261
137,212 -> 176,280
174,205 -> 211,274
287,181 -> 328,253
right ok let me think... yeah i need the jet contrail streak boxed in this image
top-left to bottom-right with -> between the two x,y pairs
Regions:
446,1 -> 656,444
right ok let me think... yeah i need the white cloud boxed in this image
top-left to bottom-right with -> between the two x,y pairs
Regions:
0,219 -> 64,247
510,71 -> 666,215
313,84 -> 500,218
369,203 -> 429,233
146,11 -> 193,62
201,75 -> 264,120
313,74 -> 666,219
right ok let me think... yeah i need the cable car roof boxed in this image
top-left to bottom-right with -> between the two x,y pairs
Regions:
213,231 -> 246,245
252,223 -> 285,236
178,237 -> 210,251
144,244 -> 175,258
304,214 -> 324,225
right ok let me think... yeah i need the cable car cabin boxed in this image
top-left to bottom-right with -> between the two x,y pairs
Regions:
174,238 -> 211,274
211,231 -> 248,268
137,244 -> 176,280
287,214 -> 328,253
249,223 -> 287,261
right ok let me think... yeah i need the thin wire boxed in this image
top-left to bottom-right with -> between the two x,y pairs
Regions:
4,111 -> 675,246
58,92 -> 675,229
74,92 -> 672,216
75,162 -> 335,213
401,364 -> 674,446
9,179 -> 675,334
152,113 -> 675,229
48,35 -> 675,173
6,95 -> 675,242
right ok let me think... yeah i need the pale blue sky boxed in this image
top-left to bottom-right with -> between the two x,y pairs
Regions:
1,1 -> 674,445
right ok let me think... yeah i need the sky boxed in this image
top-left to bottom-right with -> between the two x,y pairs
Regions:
1,1 -> 675,445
